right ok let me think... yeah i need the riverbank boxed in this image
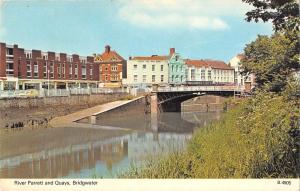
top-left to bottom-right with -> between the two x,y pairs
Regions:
123,91 -> 299,178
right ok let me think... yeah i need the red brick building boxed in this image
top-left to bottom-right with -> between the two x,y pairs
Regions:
94,45 -> 126,88
0,42 -> 99,90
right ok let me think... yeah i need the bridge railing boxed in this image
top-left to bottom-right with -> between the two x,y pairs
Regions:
156,85 -> 243,92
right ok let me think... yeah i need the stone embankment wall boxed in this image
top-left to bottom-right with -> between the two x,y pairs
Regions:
182,95 -> 226,112
0,93 -> 129,129
0,93 -> 128,109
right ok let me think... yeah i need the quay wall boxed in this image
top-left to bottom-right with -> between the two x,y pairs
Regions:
0,93 -> 128,109
0,93 -> 130,129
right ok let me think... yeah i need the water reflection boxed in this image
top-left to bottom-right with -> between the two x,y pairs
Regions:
0,111 -> 220,178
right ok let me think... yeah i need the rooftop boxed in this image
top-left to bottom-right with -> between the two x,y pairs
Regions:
131,55 -> 170,61
185,59 -> 234,70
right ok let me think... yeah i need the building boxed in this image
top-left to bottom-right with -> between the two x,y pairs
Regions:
229,54 -> 255,91
94,45 -> 126,88
185,59 -> 234,85
168,48 -> 186,85
124,51 -> 170,88
0,42 -> 99,91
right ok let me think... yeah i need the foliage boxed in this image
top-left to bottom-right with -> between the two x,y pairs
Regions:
241,32 -> 300,92
123,93 -> 299,178
242,0 -> 299,32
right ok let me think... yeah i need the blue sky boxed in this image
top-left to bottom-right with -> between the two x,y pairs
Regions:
0,0 -> 273,62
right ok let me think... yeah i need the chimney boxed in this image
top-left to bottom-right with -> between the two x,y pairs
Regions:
169,48 -> 175,55
105,45 -> 111,53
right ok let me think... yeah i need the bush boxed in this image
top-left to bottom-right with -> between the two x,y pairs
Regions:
123,92 -> 299,178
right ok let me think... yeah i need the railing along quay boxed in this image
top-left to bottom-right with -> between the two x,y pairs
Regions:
0,87 -> 127,99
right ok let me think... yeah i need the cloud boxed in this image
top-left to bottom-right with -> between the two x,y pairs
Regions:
0,0 -> 6,40
117,0 -> 252,30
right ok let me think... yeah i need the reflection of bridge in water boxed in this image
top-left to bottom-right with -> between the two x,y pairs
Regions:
0,132 -> 191,178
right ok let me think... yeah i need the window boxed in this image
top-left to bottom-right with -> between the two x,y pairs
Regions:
134,75 -> 138,82
26,61 -> 31,77
26,52 -> 32,59
152,65 -> 155,71
175,65 -> 178,72
62,63 -> 65,78
171,75 -> 174,82
50,62 -> 54,78
6,62 -> 14,76
191,69 -> 195,80
175,55 -> 179,61
105,75 -> 108,81
185,69 -> 188,80
105,65 -> 108,71
160,75 -> 164,82
143,75 -> 146,82
208,70 -> 211,80
6,48 -> 13,55
180,75 -> 183,82
90,67 -> 93,79
134,64 -> 137,70
43,55 -> 48,60
43,62 -> 47,78
201,69 -> 205,80
172,65 -> 174,71
160,65 -> 163,71
82,64 -> 86,79
74,64 -> 78,79
67,56 -> 73,62
152,75 -> 155,82
34,62 -> 38,78
69,63 -> 73,79
111,74 -> 118,81
57,63 -> 61,78
111,64 -> 117,71
143,64 -> 146,69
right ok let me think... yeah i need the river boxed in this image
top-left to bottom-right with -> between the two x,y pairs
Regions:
0,101 -> 221,178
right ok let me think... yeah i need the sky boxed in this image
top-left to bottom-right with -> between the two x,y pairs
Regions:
0,0 -> 273,62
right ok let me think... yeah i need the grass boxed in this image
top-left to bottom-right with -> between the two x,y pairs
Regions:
122,91 -> 299,178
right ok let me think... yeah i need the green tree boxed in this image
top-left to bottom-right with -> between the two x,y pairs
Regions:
241,0 -> 300,92
241,33 -> 299,92
242,0 -> 299,32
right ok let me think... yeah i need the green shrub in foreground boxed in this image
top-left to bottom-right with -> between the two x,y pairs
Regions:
123,92 -> 299,178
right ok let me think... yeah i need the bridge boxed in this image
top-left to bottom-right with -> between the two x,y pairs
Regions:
150,85 -> 244,113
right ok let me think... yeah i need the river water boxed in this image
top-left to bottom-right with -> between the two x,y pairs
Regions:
0,102 -> 221,178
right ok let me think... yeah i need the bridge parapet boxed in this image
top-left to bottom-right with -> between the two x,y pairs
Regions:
154,85 -> 243,93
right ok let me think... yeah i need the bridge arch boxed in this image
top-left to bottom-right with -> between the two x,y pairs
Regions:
155,91 -> 233,112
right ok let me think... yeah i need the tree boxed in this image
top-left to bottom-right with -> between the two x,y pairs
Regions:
241,0 -> 299,92
241,33 -> 300,92
242,0 -> 299,32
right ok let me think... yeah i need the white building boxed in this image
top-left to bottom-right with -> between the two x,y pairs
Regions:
124,55 -> 169,87
185,59 -> 235,84
229,54 -> 255,91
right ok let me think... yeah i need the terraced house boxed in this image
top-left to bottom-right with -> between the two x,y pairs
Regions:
124,50 -> 170,88
185,59 -> 235,85
94,45 -> 126,88
0,42 -> 99,91
168,48 -> 186,85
